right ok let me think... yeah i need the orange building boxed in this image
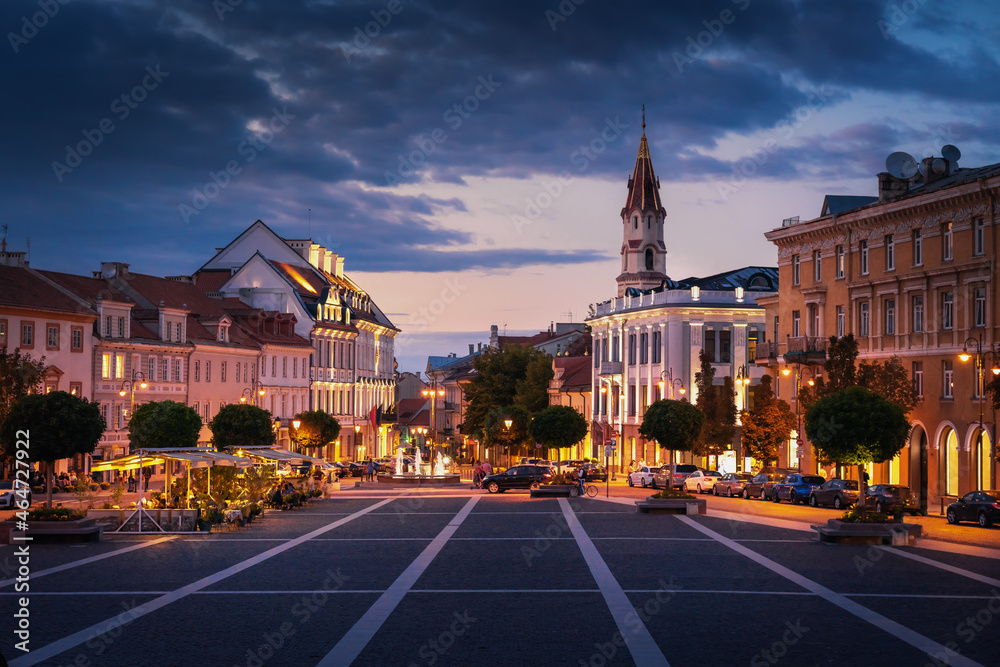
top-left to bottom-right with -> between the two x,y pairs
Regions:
762,148 -> 999,511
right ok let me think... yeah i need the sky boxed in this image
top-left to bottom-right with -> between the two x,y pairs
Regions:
4,0 -> 1000,374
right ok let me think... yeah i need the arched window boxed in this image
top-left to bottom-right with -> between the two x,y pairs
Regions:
633,216 -> 638,230
943,428 -> 959,495
645,248 -> 654,271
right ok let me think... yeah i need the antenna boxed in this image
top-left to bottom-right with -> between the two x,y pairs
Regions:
886,151 -> 918,179
942,144 -> 961,163
26,236 -> 30,262
308,208 -> 312,240
1,224 -> 7,252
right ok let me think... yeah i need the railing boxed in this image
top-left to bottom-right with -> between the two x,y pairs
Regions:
755,341 -> 780,361
786,336 -> 829,354
599,361 -> 623,375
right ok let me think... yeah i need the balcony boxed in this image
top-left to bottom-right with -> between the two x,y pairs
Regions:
755,342 -> 780,365
599,361 -> 623,376
784,336 -> 828,365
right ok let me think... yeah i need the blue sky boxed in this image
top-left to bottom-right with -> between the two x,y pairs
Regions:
4,0 -> 1000,373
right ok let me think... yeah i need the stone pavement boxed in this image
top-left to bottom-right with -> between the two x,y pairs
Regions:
1,490 -> 999,666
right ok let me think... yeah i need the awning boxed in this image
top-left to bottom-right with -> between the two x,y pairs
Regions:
91,448 -> 255,471
91,454 -> 166,472
237,448 -> 324,465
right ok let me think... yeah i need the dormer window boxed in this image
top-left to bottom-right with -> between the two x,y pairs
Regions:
218,325 -> 229,342
166,322 -> 173,340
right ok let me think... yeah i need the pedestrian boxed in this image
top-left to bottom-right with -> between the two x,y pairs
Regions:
127,473 -> 134,492
576,466 -> 586,497
143,469 -> 150,491
481,459 -> 492,477
367,459 -> 375,482
473,460 -> 482,489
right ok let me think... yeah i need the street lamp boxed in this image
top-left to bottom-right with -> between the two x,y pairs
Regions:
422,379 -> 446,467
657,368 -> 686,401
240,380 -> 266,405
960,334 -> 1000,490
781,365 -> 817,472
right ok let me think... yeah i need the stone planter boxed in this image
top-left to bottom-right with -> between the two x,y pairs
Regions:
813,518 -> 922,545
635,496 -> 707,515
0,518 -> 102,544
529,485 -> 575,498
87,508 -> 199,532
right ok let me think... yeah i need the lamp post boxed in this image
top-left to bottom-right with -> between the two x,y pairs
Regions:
960,334 -> 999,490
657,368 -> 686,401
735,364 -> 751,412
291,418 -> 301,454
422,379 -> 446,469
118,369 -> 147,507
781,365 -> 816,472
240,380 -> 266,406
354,423 -> 362,461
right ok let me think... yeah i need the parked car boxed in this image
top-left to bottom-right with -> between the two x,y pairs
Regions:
628,466 -> 661,488
653,464 -> 700,488
579,463 -> 607,482
946,490 -> 1000,527
773,474 -> 827,504
861,484 -> 921,515
713,473 -> 753,497
683,470 -> 722,494
809,479 -> 859,509
481,464 -> 553,493
743,469 -> 796,500
0,480 -> 30,509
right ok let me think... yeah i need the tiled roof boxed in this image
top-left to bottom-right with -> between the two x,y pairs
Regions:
192,270 -> 232,293
623,130 -> 664,214
0,266 -> 94,314
552,356 -> 592,391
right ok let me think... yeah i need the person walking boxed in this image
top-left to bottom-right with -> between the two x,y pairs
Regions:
366,459 -> 375,482
481,459 -> 492,479
472,460 -> 482,489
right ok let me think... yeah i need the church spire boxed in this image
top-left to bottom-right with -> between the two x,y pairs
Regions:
624,106 -> 662,213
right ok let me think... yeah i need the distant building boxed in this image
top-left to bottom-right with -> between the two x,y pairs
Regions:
586,119 -> 778,472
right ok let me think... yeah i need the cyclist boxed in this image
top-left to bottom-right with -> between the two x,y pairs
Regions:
576,465 -> 586,497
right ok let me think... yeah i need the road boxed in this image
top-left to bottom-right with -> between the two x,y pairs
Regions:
2,488 -> 1000,666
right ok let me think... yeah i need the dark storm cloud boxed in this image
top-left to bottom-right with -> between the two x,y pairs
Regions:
2,0 -> 997,275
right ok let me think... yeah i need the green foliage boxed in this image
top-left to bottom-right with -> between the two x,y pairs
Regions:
740,399 -> 797,467
27,506 -> 87,521
857,356 -> 917,413
461,346 -> 554,437
128,400 -> 201,451
839,509 -> 895,523
804,386 -> 910,466
650,488 -> 695,499
694,351 -> 736,456
638,399 -> 704,453
290,410 -> 341,450
823,334 -> 858,393
0,347 -> 46,427
529,405 -> 588,452
190,465 -> 241,508
209,403 -> 274,451
240,465 -> 272,505
482,406 -> 531,460
1,391 -> 105,463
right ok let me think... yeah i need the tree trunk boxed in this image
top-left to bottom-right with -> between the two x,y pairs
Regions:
46,459 -> 53,509
858,463 -> 868,520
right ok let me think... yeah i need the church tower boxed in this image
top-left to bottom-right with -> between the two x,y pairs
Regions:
616,108 -> 667,297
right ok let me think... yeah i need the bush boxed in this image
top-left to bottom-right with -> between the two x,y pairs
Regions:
31,486 -> 44,495
839,510 -> 895,523
543,473 -> 571,485
90,483 -> 100,491
650,488 -> 695,499
100,482 -> 111,490
28,507 -> 87,521
311,489 -> 323,497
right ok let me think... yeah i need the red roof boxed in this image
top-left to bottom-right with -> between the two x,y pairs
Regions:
623,130 -> 664,215
552,356 -> 592,391
0,266 -> 95,315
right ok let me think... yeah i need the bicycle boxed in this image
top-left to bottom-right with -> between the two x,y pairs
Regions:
570,484 -> 599,498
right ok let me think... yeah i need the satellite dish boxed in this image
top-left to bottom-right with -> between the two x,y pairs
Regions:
932,158 -> 947,175
886,151 -> 918,179
942,145 -> 961,162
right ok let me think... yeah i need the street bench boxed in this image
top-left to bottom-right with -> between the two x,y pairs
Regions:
635,498 -> 706,515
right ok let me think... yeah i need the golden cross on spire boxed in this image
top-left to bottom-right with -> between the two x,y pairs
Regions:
642,104 -> 646,135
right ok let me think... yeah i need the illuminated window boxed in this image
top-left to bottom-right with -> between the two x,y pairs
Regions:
115,354 -> 124,380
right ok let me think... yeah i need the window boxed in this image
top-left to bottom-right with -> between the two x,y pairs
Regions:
117,317 -> 125,338
913,229 -> 923,265
792,255 -> 800,285
115,354 -> 124,380
0,320 -> 6,348
639,333 -> 648,364
272,356 -> 277,376
884,299 -> 895,335
162,358 -> 169,382
47,325 -> 58,349
943,360 -> 953,399
194,361 -> 200,382
885,235 -> 894,270
193,401 -> 199,417
628,385 -> 636,416
836,245 -> 845,278
21,321 -> 34,348
912,362 -> 923,399
175,323 -> 182,343
243,363 -> 248,383
594,340 -> 600,368
71,326 -> 83,351
748,328 -> 757,362
773,316 -> 779,342
942,222 -> 953,260
205,361 -> 212,383
105,316 -> 112,337
791,311 -> 800,337
293,357 -> 298,378
859,303 -> 870,337
282,356 -> 288,377
705,328 -> 716,361
69,382 -> 82,397
651,331 -> 661,363
974,217 -> 985,256
720,329 -> 731,363
912,295 -> 923,333
813,250 -> 822,281
628,334 -> 636,365
836,306 -> 845,338
261,356 -> 266,377
974,287 -> 986,327
942,291 -> 954,330
612,336 -> 619,362
102,353 -> 111,379
221,361 -> 227,383
174,359 -> 181,383
167,321 -> 173,340
148,357 -> 156,381
645,248 -> 654,271
859,240 -> 869,275
203,402 -> 210,422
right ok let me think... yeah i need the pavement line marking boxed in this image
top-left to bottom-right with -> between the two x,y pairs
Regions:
912,539 -> 1000,561
558,498 -> 670,667
676,515 -> 983,667
876,546 -> 1000,587
318,496 -> 481,666
0,536 -> 177,589
8,498 -> 394,667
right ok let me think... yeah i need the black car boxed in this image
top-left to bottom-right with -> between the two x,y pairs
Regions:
809,479 -> 858,509
579,464 -> 607,482
482,465 -> 553,493
862,484 -> 920,515
947,490 -> 1000,527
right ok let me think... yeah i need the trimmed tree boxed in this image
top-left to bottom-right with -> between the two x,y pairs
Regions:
739,374 -> 796,468
290,410 -> 341,454
694,350 -> 737,458
482,406 -> 531,466
0,391 -> 105,508
461,346 -> 554,438
128,400 -> 202,451
529,405 -> 588,458
209,403 -> 275,451
639,399 -> 705,463
0,347 -> 46,474
804,386 -> 911,516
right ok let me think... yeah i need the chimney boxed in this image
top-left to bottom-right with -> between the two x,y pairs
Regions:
921,156 -> 951,186
489,325 -> 499,349
335,256 -> 344,278
877,172 -> 909,203
0,250 -> 27,267
469,344 -> 474,355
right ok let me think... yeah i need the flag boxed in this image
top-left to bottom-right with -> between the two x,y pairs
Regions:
369,406 -> 377,430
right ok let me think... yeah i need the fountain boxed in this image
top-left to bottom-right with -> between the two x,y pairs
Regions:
380,445 -> 462,486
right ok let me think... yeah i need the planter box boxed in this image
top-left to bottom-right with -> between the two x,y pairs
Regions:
635,497 -> 706,515
88,508 -> 199,532
0,518 -> 102,544
813,518 -> 922,545
530,485 -> 575,498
